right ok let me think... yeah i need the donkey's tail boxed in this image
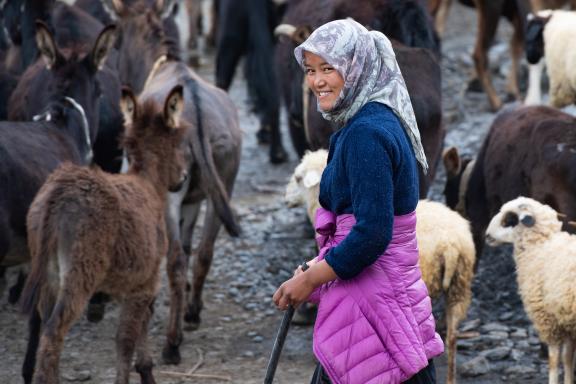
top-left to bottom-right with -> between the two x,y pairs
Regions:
20,196 -> 57,316
185,77 -> 241,237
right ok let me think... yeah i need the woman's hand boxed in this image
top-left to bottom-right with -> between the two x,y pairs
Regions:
273,273 -> 315,310
273,260 -> 338,311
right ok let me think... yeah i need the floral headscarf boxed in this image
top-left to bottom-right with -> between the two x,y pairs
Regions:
294,18 -> 428,173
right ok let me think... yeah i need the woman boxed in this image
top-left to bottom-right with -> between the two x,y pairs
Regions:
272,19 -> 444,383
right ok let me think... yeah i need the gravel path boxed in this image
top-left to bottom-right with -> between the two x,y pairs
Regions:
0,2 -> 570,383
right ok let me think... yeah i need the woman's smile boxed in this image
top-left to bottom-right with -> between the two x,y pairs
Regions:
303,51 -> 345,112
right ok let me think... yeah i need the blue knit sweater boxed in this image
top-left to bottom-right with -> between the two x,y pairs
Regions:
320,102 -> 420,280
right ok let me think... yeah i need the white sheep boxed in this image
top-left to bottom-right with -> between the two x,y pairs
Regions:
525,10 -> 576,108
486,197 -> 576,384
285,149 -> 328,226
285,150 -> 476,384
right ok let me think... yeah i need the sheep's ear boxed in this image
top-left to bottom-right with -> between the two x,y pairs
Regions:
303,170 -> 321,188
442,147 -> 461,177
502,211 -> 519,227
520,214 -> 535,227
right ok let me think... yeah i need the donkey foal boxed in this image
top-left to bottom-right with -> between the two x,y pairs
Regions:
20,85 -> 189,384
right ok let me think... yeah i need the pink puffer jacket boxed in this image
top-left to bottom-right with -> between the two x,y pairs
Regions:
309,207 -> 443,384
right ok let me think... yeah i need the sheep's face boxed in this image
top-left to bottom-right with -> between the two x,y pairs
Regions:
486,196 -> 559,245
285,162 -> 322,207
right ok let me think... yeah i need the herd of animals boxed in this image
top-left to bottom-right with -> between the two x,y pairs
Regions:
0,0 -> 576,383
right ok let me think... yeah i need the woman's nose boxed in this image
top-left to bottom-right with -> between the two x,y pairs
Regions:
315,75 -> 326,88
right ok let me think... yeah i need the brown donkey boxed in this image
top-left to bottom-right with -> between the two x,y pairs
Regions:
104,0 -> 242,365
19,85 -> 189,384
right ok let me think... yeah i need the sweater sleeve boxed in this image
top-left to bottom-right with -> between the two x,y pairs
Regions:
324,124 -> 395,280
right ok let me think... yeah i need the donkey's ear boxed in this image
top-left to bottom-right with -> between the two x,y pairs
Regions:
164,85 -> 184,129
442,146 -> 461,177
89,24 -> 117,72
35,21 -> 62,70
101,0 -> 124,21
155,0 -> 178,19
120,87 -> 138,127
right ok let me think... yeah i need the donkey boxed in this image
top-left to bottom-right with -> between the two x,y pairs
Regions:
0,21 -> 115,285
7,1 -> 125,174
104,0 -> 242,365
215,0 -> 288,163
20,85 -> 189,384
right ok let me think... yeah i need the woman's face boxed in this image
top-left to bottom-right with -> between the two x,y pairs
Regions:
303,51 -> 345,112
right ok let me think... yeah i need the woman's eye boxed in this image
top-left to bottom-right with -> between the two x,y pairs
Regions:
322,67 -> 333,73
305,68 -> 314,75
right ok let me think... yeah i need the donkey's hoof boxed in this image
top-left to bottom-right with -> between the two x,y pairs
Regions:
270,147 -> 288,164
465,78 -> 483,93
184,311 -> 201,331
256,127 -> 271,144
162,345 -> 181,365
86,303 -> 106,323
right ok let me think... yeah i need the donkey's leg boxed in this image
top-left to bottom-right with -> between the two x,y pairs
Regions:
163,202 -> 200,364
185,200 -> 221,329
22,308 -> 41,384
116,296 -> 154,384
33,281 -> 94,383
505,12 -> 523,101
471,0 -> 503,111
134,298 -> 157,384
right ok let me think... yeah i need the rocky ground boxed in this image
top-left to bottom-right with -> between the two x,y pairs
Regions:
0,1 -> 572,383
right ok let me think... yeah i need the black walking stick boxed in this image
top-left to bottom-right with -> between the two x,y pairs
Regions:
264,262 -> 310,384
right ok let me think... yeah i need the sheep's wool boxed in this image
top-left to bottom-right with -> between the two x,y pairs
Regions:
294,18 -> 428,173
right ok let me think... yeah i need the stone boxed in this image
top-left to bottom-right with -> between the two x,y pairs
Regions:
460,356 -> 490,377
498,311 -> 515,321
480,322 -> 510,333
481,346 -> 511,361
510,328 -> 528,339
62,370 -> 91,382
486,331 -> 509,341
460,319 -> 481,332
504,365 -> 537,375
510,349 -> 524,361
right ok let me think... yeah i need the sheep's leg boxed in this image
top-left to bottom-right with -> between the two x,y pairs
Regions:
472,0 -> 503,110
525,60 -> 545,105
562,339 -> 575,384
445,304 -> 458,384
185,200 -> 221,329
134,299 -> 157,384
115,296 -> 155,384
549,343 -> 561,384
163,203 -> 200,364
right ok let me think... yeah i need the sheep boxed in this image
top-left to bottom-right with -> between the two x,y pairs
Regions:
525,10 -> 576,108
486,196 -> 576,384
285,149 -> 328,226
285,150 -> 476,384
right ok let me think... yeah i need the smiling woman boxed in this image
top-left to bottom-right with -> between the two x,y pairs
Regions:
303,52 -> 345,112
273,18 -> 442,384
